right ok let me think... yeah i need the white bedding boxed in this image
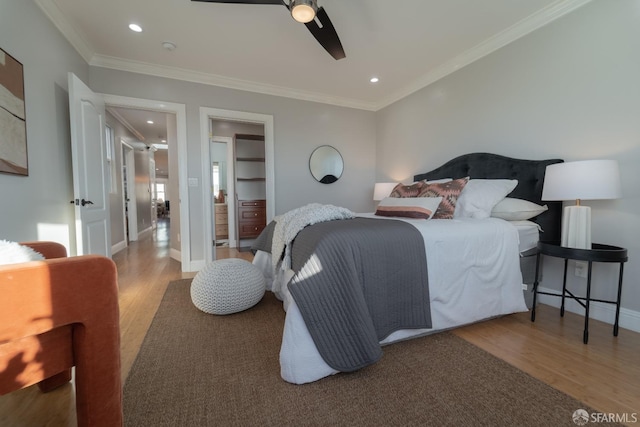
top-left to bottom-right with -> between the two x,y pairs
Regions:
253,216 -> 530,384
511,220 -> 541,252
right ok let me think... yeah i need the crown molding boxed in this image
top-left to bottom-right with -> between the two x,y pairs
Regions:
35,0 -> 94,63
38,0 -> 591,112
90,54 -> 378,111
106,106 -> 146,142
374,0 -> 593,110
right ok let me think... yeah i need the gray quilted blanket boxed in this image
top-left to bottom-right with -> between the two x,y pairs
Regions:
254,217 -> 431,372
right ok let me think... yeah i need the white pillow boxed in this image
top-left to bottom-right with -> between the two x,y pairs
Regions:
375,197 -> 442,220
491,198 -> 548,221
454,179 -> 518,219
0,240 -> 45,265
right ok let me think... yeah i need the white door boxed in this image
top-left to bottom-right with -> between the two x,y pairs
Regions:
68,73 -> 111,256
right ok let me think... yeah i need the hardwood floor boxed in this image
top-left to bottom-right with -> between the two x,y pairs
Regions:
453,308 -> 640,420
1,219 -> 638,425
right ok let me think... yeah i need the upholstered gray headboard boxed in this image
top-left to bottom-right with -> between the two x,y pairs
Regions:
413,152 -> 563,243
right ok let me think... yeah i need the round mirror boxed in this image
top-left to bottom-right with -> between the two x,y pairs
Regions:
309,145 -> 344,184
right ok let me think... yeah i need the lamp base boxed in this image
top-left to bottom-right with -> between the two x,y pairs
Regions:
561,205 -> 591,249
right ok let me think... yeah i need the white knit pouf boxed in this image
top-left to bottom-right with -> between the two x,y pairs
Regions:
190,258 -> 266,315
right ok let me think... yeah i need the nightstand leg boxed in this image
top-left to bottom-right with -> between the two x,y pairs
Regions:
531,251 -> 541,322
561,259 -> 568,317
614,263 -> 624,337
583,261 -> 593,344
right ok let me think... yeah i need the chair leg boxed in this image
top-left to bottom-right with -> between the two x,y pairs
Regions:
73,324 -> 123,427
37,369 -> 72,392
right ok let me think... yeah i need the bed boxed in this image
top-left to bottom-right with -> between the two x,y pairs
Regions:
252,152 -> 563,384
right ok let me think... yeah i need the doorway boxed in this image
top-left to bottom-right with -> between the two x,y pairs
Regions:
200,107 -> 275,264
102,94 -> 192,270
107,109 -> 168,244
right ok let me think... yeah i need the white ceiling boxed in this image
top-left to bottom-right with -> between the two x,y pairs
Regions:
38,0 -> 591,111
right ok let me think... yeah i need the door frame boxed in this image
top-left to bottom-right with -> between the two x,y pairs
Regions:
200,107 -> 275,264
121,140 -> 138,242
103,94 -> 192,270
211,136 -> 236,248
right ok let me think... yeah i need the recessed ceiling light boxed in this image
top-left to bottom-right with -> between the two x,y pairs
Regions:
129,23 -> 143,33
146,120 -> 154,124
370,77 -> 380,83
161,139 -> 167,143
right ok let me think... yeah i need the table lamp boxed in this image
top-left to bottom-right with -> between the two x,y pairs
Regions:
541,160 -> 622,249
373,182 -> 397,201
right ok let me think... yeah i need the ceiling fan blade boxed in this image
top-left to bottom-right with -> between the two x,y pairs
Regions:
191,0 -> 284,5
193,0 -> 345,60
304,7 -> 346,60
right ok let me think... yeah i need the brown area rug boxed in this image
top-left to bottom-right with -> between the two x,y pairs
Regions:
124,280 -> 616,426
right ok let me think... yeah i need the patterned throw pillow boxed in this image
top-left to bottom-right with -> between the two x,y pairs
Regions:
417,177 -> 470,219
375,197 -> 442,220
388,181 -> 427,198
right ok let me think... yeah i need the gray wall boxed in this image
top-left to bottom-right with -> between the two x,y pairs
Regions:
0,0 -> 88,254
376,0 -> 640,315
88,68 -> 377,261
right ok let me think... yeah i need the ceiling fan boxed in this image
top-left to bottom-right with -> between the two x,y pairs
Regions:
191,0 -> 346,60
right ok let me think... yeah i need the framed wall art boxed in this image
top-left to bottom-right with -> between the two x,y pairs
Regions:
0,47 -> 28,176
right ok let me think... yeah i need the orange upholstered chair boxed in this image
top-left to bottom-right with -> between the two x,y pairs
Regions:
0,241 -> 123,426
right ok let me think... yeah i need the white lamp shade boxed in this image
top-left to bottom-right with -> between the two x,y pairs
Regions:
542,160 -> 622,202
542,159 -> 621,249
373,182 -> 397,201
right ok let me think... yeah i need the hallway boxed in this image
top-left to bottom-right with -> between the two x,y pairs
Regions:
114,217 -> 188,381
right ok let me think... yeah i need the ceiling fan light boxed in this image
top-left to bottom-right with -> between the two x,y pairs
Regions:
291,0 -> 317,24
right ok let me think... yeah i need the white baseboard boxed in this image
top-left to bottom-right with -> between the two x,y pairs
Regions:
537,285 -> 640,334
111,240 -> 127,255
170,248 -> 181,262
138,226 -> 153,237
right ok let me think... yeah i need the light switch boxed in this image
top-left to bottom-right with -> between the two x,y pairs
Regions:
188,178 -> 198,187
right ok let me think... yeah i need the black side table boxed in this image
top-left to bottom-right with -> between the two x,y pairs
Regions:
531,241 -> 628,344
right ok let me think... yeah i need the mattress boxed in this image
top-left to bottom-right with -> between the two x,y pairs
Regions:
511,220 -> 541,253
253,216 -> 530,384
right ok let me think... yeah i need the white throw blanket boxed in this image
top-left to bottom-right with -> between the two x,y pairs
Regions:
0,240 -> 44,265
272,203 -> 355,271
